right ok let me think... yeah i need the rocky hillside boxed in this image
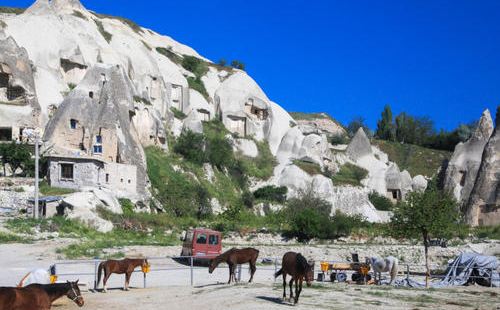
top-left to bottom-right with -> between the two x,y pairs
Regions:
0,0 -> 461,225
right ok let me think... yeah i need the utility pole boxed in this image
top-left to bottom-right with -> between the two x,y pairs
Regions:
34,133 -> 39,219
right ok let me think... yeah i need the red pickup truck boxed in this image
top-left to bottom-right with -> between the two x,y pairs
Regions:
180,228 -> 222,264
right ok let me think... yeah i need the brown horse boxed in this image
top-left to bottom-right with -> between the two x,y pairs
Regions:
0,280 -> 83,310
208,248 -> 259,284
274,252 -> 314,304
97,258 -> 149,292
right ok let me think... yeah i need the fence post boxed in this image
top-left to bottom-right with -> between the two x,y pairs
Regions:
491,268 -> 494,288
237,264 -> 242,282
143,272 -> 146,288
274,258 -> 277,283
94,259 -> 98,290
190,256 -> 194,287
406,264 -> 409,284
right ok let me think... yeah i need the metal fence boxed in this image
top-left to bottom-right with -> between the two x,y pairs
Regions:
53,256 -> 282,290
52,258 -> 499,290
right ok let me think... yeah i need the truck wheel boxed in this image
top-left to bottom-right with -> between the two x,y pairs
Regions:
336,272 -> 347,282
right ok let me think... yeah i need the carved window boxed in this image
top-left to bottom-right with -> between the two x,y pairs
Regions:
70,119 -> 78,129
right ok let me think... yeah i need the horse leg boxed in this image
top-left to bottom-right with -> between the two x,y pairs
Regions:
103,270 -> 111,292
295,278 -> 302,304
124,272 -> 131,291
227,263 -> 233,284
282,274 -> 287,300
288,278 -> 294,302
249,262 -> 256,283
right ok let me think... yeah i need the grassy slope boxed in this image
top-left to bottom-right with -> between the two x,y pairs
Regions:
373,140 -> 451,177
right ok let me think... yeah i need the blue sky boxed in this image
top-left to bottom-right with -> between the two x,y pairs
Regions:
2,0 -> 499,130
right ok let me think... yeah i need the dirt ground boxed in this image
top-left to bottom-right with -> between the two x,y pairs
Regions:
50,282 -> 500,310
1,240 -> 499,309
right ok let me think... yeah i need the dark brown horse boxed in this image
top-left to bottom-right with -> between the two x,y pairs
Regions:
0,280 -> 83,310
208,248 -> 259,284
97,258 -> 149,292
274,252 -> 314,304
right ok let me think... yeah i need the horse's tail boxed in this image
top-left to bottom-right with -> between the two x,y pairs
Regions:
274,268 -> 283,278
390,258 -> 399,283
17,272 -> 31,288
97,262 -> 105,287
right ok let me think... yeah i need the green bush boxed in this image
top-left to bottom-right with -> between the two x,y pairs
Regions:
134,96 -> 152,105
72,10 -> 86,20
186,76 -> 209,101
329,134 -> 350,145
253,185 -> 288,203
94,19 -> 112,43
331,163 -> 368,186
173,130 -> 205,164
0,7 -> 25,14
242,191 -> 254,208
39,180 -> 76,196
156,47 -> 182,65
206,133 -> 234,169
146,147 -> 210,218
293,160 -> 323,176
170,107 -> 187,119
238,140 -> 276,180
182,56 -> 209,77
474,225 -> 500,240
368,191 -> 394,211
230,60 -> 246,71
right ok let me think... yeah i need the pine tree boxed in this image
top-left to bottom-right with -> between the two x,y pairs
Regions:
376,104 -> 395,141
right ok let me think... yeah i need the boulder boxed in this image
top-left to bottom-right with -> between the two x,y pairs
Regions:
61,191 -> 117,233
412,175 -> 427,192
234,138 -> 258,158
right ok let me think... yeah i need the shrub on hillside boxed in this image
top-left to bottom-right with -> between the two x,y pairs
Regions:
253,185 -> 288,203
331,163 -> 368,186
173,130 -> 206,164
329,134 -> 350,145
368,191 -> 394,211
206,133 -> 234,169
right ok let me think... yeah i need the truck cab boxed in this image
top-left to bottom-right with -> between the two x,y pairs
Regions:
181,228 -> 222,262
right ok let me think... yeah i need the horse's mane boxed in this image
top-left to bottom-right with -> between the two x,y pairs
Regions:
295,253 -> 311,273
35,283 -> 71,295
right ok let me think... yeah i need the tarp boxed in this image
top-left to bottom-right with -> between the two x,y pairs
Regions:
395,253 -> 499,288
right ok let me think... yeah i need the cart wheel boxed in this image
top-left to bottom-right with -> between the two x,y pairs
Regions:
336,272 -> 347,282
365,274 -> 372,282
330,272 -> 337,283
352,273 -> 362,282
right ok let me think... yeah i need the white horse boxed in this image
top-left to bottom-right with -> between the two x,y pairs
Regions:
366,256 -> 399,285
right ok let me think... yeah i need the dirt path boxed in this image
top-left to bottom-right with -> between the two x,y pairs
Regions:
52,282 -> 500,310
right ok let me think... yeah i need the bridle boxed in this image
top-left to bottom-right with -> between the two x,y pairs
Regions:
68,284 -> 82,302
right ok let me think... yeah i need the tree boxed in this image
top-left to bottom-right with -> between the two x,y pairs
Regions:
217,59 -> 227,66
0,142 -> 32,176
390,188 -> 459,287
173,130 -> 206,164
376,104 -> 395,141
230,60 -> 245,71
347,116 -> 372,138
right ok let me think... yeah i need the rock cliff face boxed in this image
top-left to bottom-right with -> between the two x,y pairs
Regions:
465,108 -> 500,226
444,110 -> 493,205
0,0 -> 430,220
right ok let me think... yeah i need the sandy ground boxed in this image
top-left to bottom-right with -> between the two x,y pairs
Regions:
50,282 -> 500,310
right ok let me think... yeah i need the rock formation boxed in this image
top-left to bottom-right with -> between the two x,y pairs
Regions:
0,0 -> 433,222
444,110 -> 493,204
465,107 -> 500,226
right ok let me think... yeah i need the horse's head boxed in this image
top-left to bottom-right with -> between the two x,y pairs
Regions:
66,280 -> 84,307
208,259 -> 216,274
305,261 -> 315,287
